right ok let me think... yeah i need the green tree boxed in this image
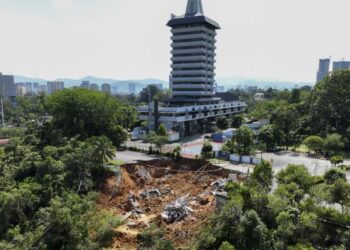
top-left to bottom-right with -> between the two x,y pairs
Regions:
323,133 -> 345,156
219,241 -> 236,250
277,164 -> 313,192
309,70 -> 350,136
330,155 -> 344,167
47,88 -> 134,142
303,136 -> 324,155
231,114 -> 244,129
238,210 -> 271,250
137,224 -> 174,250
328,180 -> 350,211
173,146 -> 181,161
235,126 -> 255,155
249,160 -> 273,192
138,85 -> 162,104
106,125 -> 127,147
217,117 -> 229,130
157,123 -> 167,136
88,136 -> 116,163
271,104 -> 298,148
201,142 -> 213,159
153,135 -> 168,153
287,243 -> 316,250
324,168 -> 347,185
258,125 -> 275,150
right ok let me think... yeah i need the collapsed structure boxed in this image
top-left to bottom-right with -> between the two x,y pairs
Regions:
98,159 -> 247,248
138,0 -> 247,137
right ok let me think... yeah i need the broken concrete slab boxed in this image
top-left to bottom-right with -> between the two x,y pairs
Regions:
141,189 -> 161,199
211,178 -> 228,191
161,195 -> 193,223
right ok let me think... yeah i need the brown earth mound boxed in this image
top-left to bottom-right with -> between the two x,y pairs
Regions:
98,158 -> 241,249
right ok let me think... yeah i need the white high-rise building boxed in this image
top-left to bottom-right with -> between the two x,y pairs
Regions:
138,0 -> 246,136
101,83 -> 111,94
90,83 -> 99,91
316,58 -> 330,82
168,0 -> 218,99
333,60 -> 350,71
47,81 -> 64,94
0,73 -> 16,101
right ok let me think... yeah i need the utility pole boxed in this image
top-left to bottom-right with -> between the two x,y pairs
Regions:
148,86 -> 152,132
0,96 -> 4,127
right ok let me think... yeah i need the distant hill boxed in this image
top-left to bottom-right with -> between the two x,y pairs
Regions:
216,77 -> 313,90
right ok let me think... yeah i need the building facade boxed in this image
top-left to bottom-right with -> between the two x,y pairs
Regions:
80,81 -> 90,89
47,81 -> 64,94
101,83 -> 111,94
316,58 -> 330,82
138,0 -> 246,136
0,73 -> 16,101
333,60 -> 350,71
37,85 -> 47,94
90,83 -> 99,91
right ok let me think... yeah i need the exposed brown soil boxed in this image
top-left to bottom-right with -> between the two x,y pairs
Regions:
98,159 -> 239,249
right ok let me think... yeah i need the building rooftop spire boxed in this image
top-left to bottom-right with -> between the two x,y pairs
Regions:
185,0 -> 204,16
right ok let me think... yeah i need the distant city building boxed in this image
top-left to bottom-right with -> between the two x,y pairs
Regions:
16,82 -> 39,96
33,82 -> 39,94
90,83 -> 99,91
254,93 -> 265,102
101,83 -> 111,94
128,83 -> 136,95
16,85 -> 27,97
47,81 -> 64,94
37,85 -> 47,94
216,86 -> 225,93
80,81 -> 90,89
333,60 -> 350,71
0,73 -> 16,101
316,58 -> 330,82
112,86 -> 119,94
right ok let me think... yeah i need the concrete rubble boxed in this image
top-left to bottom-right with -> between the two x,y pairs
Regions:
211,178 -> 228,191
127,192 -> 143,213
99,159 -> 247,248
161,195 -> 194,223
135,167 -> 151,182
141,189 -> 161,199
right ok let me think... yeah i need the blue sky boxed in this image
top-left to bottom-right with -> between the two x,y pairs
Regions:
0,0 -> 349,83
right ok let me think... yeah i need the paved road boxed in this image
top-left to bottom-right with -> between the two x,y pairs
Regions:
262,151 -> 350,175
116,150 -> 160,163
117,150 -> 350,181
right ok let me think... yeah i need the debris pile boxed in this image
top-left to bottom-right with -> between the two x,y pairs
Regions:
141,189 -> 161,199
211,178 -> 228,191
98,158 -> 246,248
161,195 -> 193,223
127,192 -> 143,213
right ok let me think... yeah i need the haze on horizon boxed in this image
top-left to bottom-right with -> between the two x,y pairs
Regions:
0,0 -> 349,83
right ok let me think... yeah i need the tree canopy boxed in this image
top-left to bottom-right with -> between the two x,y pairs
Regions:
47,88 -> 135,146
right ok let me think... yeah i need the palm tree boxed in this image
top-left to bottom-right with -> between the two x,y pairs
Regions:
90,136 -> 116,163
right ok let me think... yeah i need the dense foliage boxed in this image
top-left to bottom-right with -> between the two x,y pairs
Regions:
195,161 -> 350,250
47,89 -> 136,146
0,90 -> 137,249
245,70 -> 350,153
